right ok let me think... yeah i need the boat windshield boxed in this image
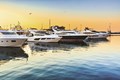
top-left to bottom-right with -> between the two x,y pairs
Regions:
56,32 -> 76,35
1,32 -> 17,35
66,32 -> 76,34
34,33 -> 44,36
60,32 -> 76,34
35,31 -> 50,35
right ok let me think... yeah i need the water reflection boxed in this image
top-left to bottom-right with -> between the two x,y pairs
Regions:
87,38 -> 109,43
0,47 -> 28,65
87,38 -> 109,46
28,38 -> 109,53
1,37 -> 119,80
28,42 -> 89,52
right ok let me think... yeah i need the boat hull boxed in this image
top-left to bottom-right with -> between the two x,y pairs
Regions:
88,33 -> 108,39
0,38 -> 27,47
59,35 -> 87,43
27,37 -> 61,43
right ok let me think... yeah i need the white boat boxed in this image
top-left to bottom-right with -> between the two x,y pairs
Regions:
27,30 -> 61,43
51,26 -> 88,43
81,27 -> 109,39
0,30 -> 27,47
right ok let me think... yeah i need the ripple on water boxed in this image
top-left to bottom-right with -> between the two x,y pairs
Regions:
0,37 -> 120,80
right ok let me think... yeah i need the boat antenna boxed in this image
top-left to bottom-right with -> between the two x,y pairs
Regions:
69,24 -> 70,30
41,24 -> 43,30
80,24 -> 82,31
18,21 -> 20,25
108,23 -> 111,33
0,26 -> 1,28
109,23 -> 111,33
49,19 -> 51,28
9,24 -> 12,29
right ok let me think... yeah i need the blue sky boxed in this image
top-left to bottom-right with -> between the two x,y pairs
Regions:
0,0 -> 120,31
2,0 -> 120,13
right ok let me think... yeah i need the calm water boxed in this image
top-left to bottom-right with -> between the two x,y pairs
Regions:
0,36 -> 120,80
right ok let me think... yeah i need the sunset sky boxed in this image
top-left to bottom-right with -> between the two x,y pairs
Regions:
0,0 -> 120,31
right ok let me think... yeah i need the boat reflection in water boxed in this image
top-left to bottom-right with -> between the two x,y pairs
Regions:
87,37 -> 109,42
28,41 -> 89,54
0,47 -> 28,65
84,38 -> 110,48
28,38 -> 109,52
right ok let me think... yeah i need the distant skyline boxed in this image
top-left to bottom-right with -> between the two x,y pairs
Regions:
0,0 -> 120,31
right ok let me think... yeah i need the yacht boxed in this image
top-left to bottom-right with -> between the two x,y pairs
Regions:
0,30 -> 27,47
50,26 -> 88,43
81,27 -> 109,39
27,30 -> 61,43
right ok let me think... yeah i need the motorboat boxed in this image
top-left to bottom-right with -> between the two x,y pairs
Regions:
50,26 -> 88,43
81,27 -> 109,39
27,30 -> 61,43
0,30 -> 27,47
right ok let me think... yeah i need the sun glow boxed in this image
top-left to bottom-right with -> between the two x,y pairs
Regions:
0,1 -> 120,31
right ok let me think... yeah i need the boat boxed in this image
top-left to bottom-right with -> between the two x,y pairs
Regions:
27,30 -> 61,43
0,30 -> 27,47
50,26 -> 88,43
81,27 -> 109,39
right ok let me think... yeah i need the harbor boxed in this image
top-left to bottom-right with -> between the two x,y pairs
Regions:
0,11 -> 119,80
0,23 -> 110,47
0,0 -> 120,80
0,25 -> 119,80
0,23 -> 119,80
0,36 -> 120,80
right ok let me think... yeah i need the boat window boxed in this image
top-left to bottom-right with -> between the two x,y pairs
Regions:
92,30 -> 99,33
41,38 -> 46,40
46,38 -> 51,39
36,31 -> 50,35
57,32 -> 75,35
11,40 -> 16,42
84,32 -> 94,34
1,32 -> 17,35
57,33 -> 66,35
45,32 -> 50,35
66,32 -> 75,34
28,33 -> 34,37
16,32 -> 25,35
34,34 -> 44,36
34,38 -> 40,40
